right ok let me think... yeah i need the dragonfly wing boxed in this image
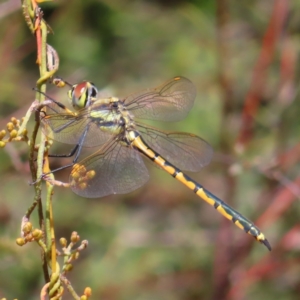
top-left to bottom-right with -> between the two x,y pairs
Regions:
41,102 -> 112,147
70,140 -> 150,198
124,77 -> 196,122
137,124 -> 213,172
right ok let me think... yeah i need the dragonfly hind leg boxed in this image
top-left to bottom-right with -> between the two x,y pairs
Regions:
43,125 -> 89,176
41,173 -> 71,188
33,128 -> 88,186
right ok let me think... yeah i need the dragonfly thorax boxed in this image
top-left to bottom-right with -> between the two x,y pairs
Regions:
89,97 -> 135,137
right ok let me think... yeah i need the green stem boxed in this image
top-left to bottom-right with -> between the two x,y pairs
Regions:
60,275 -> 80,300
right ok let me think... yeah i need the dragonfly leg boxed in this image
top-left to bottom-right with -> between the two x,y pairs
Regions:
48,144 -> 79,158
32,125 -> 89,186
42,173 -> 70,188
50,122 -> 89,162
42,128 -> 87,175
33,88 -> 71,111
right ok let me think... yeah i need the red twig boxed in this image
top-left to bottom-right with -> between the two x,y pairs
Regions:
278,38 -> 297,103
227,224 -> 300,299
235,0 -> 289,150
276,143 -> 300,171
256,176 -> 300,228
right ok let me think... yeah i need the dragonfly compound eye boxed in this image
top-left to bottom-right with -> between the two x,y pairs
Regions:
88,82 -> 98,98
85,82 -> 98,107
68,81 -> 96,110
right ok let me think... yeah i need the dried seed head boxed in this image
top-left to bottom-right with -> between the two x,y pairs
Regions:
16,238 -> 26,246
0,130 -> 6,139
11,117 -> 18,125
22,129 -> 28,136
32,229 -> 43,240
7,122 -> 14,132
22,222 -> 33,234
84,287 -> 92,297
64,263 -> 73,272
70,231 -> 80,243
10,130 -> 18,138
60,237 -> 67,247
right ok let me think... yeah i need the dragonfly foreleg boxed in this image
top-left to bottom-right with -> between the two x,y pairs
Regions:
48,144 -> 79,158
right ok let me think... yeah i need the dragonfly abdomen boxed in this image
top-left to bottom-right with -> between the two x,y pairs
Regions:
130,131 -> 271,251
167,165 -> 271,250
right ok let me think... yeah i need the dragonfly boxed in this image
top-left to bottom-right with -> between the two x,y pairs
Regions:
40,76 -> 271,250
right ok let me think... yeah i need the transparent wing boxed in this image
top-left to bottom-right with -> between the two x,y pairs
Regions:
70,140 -> 149,198
137,123 -> 213,172
124,77 -> 196,122
41,101 -> 111,147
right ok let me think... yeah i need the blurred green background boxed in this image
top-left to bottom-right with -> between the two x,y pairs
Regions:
0,0 -> 300,299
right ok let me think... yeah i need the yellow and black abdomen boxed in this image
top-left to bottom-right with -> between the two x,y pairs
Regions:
130,131 -> 271,250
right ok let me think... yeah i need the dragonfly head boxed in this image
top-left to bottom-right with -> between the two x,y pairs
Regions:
68,81 -> 98,110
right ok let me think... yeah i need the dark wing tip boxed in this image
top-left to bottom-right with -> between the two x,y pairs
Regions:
261,238 -> 272,251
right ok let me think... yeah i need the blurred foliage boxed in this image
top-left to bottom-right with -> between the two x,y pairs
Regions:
0,0 -> 300,299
